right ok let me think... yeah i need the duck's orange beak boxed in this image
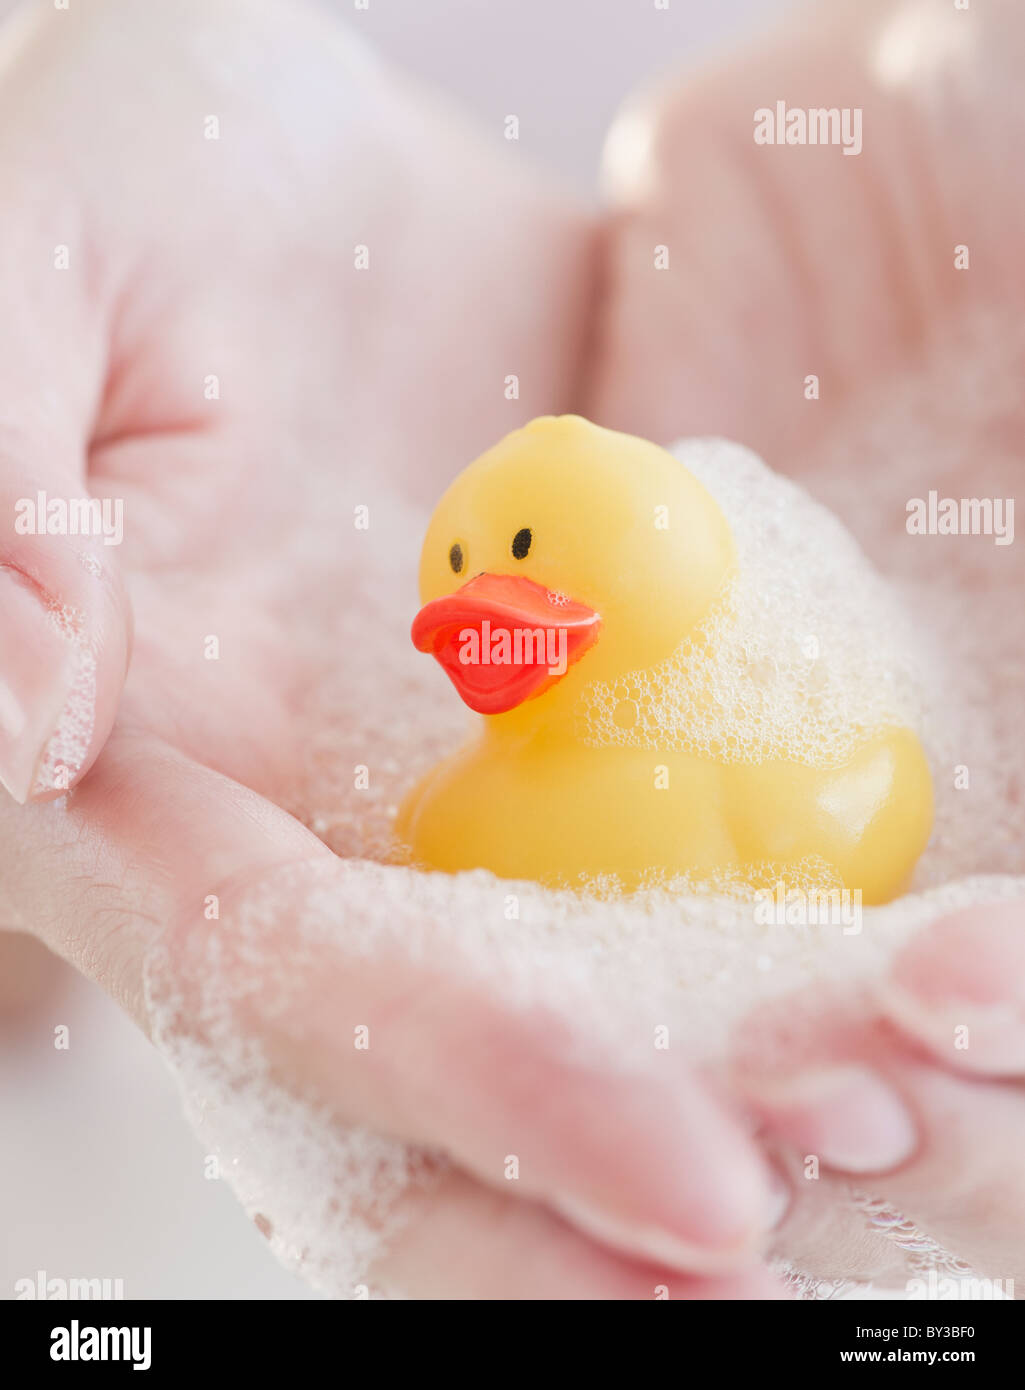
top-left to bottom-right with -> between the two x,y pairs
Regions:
411,573 -> 602,714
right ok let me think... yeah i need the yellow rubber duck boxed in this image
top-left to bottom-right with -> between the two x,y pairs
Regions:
398,416 -> 933,903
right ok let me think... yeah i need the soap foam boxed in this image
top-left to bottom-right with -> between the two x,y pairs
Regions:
146,1008 -> 442,1300
34,602 -> 97,795
579,438 -> 926,771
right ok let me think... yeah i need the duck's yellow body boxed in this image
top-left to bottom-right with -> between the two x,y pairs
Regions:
398,416 -> 933,904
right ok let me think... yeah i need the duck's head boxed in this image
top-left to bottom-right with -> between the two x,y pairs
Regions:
412,416 -> 735,722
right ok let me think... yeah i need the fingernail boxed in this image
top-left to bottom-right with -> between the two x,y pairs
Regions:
754,1066 -> 917,1173
0,565 -> 78,802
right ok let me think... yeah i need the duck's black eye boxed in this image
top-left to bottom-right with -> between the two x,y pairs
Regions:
511,527 -> 532,560
449,542 -> 464,574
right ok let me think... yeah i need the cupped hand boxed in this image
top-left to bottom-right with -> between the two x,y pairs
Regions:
0,0 -> 786,1298
5,0 -> 1022,1298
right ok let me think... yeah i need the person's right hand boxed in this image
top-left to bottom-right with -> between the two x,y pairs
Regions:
0,0 -> 786,1297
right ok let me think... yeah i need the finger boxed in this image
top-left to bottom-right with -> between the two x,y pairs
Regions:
735,964 -> 1025,1283
879,900 -> 1025,1074
763,1142 -> 923,1291
9,727 -> 785,1274
0,725 -> 322,1019
772,1059 -> 1025,1286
